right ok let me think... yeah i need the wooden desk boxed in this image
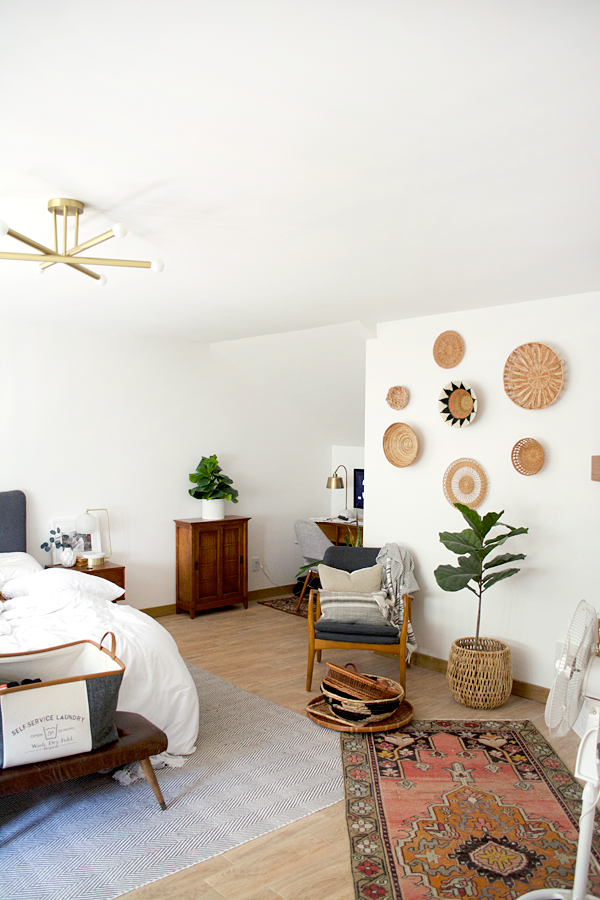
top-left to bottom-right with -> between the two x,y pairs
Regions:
315,519 -> 359,546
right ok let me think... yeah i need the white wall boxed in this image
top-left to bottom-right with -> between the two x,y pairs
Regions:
364,291 -> 600,689
0,319 -> 368,608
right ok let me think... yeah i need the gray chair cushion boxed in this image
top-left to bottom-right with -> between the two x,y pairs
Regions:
313,630 -> 400,645
315,621 -> 399,637
322,546 -> 380,572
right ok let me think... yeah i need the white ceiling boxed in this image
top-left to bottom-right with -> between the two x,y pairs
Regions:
0,0 -> 598,344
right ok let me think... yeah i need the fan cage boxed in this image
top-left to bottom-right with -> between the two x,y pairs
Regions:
546,601 -> 598,737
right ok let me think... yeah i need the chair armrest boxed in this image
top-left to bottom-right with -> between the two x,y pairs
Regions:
307,589 -> 321,640
398,593 -> 412,651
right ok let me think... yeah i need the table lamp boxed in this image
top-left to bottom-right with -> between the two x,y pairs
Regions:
74,508 -> 112,566
326,465 -> 353,519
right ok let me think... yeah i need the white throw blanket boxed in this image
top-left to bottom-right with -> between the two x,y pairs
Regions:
375,543 -> 419,659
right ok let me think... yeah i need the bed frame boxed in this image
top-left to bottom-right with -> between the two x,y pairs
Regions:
0,490 -> 27,553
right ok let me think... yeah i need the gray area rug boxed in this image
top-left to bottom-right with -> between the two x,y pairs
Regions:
0,663 -> 343,900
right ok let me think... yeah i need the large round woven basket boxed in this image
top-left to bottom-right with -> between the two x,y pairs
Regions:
446,637 -> 512,709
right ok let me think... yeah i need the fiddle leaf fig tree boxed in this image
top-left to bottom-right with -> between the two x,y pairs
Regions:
434,503 -> 528,648
189,454 -> 239,502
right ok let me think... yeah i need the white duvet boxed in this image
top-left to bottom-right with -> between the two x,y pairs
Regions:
0,584 -> 199,757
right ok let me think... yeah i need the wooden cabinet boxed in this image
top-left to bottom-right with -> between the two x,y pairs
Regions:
174,516 -> 250,618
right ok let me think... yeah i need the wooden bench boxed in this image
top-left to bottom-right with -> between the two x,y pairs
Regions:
0,711 -> 169,809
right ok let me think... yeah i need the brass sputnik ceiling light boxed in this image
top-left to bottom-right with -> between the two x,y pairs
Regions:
0,198 -> 164,285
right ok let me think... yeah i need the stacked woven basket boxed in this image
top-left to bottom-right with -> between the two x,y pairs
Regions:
320,663 -> 404,726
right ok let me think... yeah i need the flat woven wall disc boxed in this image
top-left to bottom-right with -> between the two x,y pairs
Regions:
433,331 -> 464,368
383,423 -> 418,467
443,458 -> 488,508
503,342 -> 564,409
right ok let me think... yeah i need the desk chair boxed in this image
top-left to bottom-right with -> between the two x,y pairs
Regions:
293,519 -> 333,613
306,545 -> 413,693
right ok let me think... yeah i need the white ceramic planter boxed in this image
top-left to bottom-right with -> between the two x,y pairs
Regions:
202,498 -> 225,520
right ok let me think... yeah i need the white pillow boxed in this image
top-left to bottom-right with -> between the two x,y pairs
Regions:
0,552 -> 43,589
318,563 -> 382,594
2,566 -> 125,602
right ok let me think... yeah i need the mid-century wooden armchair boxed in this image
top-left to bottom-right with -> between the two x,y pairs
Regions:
306,545 -> 412,693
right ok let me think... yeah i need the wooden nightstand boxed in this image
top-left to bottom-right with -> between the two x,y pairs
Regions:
45,561 -> 125,601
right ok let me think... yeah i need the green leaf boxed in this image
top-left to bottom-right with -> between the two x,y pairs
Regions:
434,564 -> 475,592
482,568 -> 521,590
454,503 -> 485,536
483,552 -> 526,571
480,510 -> 504,537
456,554 -> 482,582
439,529 -> 482,555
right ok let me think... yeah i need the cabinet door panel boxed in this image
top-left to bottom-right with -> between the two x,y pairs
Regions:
195,528 -> 219,600
221,525 -> 242,595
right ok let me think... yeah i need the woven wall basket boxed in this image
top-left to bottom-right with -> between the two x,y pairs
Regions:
433,331 -> 464,368
503,342 -> 564,409
386,385 -> 409,410
383,422 -> 418,467
446,637 -> 513,709
443,458 -> 488,509
511,438 -> 544,476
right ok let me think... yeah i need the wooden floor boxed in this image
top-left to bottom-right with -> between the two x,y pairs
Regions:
120,601 -> 581,900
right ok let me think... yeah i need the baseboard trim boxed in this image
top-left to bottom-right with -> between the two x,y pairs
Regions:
410,652 -> 549,704
141,604 -> 176,618
140,585 -> 295,619
248,584 -> 296,601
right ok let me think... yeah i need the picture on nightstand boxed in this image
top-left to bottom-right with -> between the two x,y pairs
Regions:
50,517 -> 102,565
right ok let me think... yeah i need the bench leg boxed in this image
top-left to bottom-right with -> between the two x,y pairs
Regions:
140,757 -> 167,810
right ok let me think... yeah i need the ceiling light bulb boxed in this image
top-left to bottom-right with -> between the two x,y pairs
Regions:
151,259 -> 165,273
0,221 -> 9,236
112,223 -> 127,239
97,274 -> 108,286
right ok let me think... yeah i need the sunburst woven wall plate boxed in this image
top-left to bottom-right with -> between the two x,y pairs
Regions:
503,342 -> 564,409
443,458 -> 488,508
386,385 -> 409,410
511,438 -> 544,476
433,331 -> 464,368
438,381 -> 477,427
383,423 -> 418,467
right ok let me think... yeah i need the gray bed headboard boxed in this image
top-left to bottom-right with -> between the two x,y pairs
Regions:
0,490 -> 27,552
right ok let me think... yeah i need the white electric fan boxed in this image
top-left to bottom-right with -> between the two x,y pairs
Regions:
522,600 -> 600,900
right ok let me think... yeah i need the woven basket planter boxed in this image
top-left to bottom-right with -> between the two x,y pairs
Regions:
447,637 -> 513,710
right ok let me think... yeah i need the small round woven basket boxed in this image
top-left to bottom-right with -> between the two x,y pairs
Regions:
446,637 -> 512,710
386,385 -> 409,410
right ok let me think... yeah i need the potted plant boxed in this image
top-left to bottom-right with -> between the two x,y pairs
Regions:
189,454 -> 239,520
434,503 -> 528,709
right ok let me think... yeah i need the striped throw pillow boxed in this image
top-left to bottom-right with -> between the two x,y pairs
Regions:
319,589 -> 393,626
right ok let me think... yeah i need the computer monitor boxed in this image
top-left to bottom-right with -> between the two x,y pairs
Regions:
353,468 -> 364,510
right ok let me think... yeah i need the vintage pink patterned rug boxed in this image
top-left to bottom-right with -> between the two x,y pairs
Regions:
341,719 -> 600,900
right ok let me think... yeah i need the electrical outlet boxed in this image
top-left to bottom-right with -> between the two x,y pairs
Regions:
252,557 -> 260,572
